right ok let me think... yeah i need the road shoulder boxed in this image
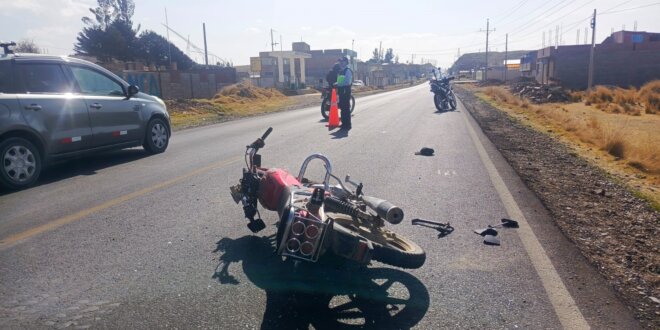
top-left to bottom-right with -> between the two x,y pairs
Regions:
455,86 -> 657,329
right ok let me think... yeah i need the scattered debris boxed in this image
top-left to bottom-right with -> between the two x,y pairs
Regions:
510,81 -> 571,104
411,218 -> 454,238
484,235 -> 501,245
474,227 -> 498,236
474,219 -> 519,245
415,147 -> 435,156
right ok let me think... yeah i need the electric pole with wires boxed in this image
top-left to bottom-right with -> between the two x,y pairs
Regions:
588,9 -> 596,90
480,18 -> 495,81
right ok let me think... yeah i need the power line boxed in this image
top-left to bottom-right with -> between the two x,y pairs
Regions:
601,2 -> 660,14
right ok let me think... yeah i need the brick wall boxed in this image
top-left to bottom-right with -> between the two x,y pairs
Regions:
122,67 -> 236,99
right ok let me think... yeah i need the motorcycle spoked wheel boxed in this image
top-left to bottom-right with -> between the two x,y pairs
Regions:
330,214 -> 426,269
321,95 -> 356,119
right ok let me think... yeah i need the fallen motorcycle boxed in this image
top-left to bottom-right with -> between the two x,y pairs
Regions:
229,128 -> 425,269
430,76 -> 457,111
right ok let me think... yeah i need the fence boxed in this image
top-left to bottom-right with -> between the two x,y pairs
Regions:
121,68 -> 237,99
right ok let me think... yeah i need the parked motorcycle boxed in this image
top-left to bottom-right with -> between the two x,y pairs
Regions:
229,128 -> 425,269
430,76 -> 457,111
321,87 -> 355,119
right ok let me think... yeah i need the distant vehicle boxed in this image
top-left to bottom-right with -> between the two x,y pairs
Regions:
0,52 -> 171,190
353,80 -> 364,86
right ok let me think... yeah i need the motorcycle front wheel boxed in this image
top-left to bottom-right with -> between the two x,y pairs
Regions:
331,215 -> 426,269
321,95 -> 356,119
433,93 -> 447,112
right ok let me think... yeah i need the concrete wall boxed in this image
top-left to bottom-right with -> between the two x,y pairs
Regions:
532,43 -> 660,89
122,68 -> 236,99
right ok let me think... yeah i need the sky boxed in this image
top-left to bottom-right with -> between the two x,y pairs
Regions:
2,0 -> 660,68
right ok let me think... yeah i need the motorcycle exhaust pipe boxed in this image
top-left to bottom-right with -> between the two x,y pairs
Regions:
362,196 -> 404,224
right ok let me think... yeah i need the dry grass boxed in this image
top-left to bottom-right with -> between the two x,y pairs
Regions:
638,80 -> 660,114
166,82 -> 293,129
584,86 -> 641,115
478,86 -> 660,175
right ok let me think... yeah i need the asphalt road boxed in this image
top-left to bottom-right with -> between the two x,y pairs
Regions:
0,84 -> 641,329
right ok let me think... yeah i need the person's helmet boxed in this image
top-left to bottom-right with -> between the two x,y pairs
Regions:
332,63 -> 341,71
338,56 -> 349,63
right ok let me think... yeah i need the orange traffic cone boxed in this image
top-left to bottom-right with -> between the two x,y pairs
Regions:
326,87 -> 341,128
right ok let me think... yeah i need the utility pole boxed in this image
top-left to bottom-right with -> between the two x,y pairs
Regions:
584,27 -> 588,44
270,28 -> 278,52
203,23 -> 208,66
549,29 -> 552,47
588,9 -> 596,90
280,34 -> 283,52
164,7 -> 172,66
555,25 -> 559,47
480,18 -> 495,81
504,33 -> 508,82
577,29 -> 580,45
379,41 -> 383,63
542,31 -> 546,47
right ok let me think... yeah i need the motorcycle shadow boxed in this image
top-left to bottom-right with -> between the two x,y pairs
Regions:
213,235 -> 430,330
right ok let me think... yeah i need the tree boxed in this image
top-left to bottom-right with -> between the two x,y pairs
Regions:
75,19 -> 138,61
82,0 -> 116,30
136,31 -> 194,70
369,48 -> 382,63
394,55 -> 400,64
75,0 -> 139,61
15,40 -> 41,54
384,48 -> 394,63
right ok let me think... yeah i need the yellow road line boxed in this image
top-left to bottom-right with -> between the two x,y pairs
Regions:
0,156 -> 242,250
461,103 -> 590,329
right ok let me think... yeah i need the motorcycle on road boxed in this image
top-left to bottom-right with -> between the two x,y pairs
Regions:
430,76 -> 457,111
229,128 -> 426,269
320,87 -> 355,120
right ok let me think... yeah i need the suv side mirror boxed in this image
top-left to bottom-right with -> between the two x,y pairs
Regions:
127,85 -> 139,98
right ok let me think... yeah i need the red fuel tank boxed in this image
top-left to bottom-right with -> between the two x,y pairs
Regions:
258,168 -> 301,211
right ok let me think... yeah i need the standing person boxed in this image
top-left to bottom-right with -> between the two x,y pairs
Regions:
335,56 -> 353,130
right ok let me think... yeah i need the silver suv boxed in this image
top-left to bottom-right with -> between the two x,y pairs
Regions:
0,54 -> 171,189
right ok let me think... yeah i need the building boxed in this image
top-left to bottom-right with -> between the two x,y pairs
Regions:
529,30 -> 660,89
250,42 -> 356,89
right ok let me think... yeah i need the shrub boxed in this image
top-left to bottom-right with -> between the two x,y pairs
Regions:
638,80 -> 660,114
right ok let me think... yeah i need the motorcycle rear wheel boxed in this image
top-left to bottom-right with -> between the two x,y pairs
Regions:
331,215 -> 426,269
448,92 -> 457,110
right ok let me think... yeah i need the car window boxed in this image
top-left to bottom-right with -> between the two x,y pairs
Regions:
70,66 -> 125,97
0,61 -> 13,93
16,63 -> 72,93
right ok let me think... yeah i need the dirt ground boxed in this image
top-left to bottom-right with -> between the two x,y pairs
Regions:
454,86 -> 660,329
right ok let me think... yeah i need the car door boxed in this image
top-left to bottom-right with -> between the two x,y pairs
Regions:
67,64 -> 142,147
14,61 -> 92,154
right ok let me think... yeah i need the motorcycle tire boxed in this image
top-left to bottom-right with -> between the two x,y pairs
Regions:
433,94 -> 446,112
331,215 -> 426,269
321,95 -> 355,120
448,93 -> 457,110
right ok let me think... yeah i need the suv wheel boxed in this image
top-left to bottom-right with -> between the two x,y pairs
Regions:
0,137 -> 42,190
143,118 -> 169,154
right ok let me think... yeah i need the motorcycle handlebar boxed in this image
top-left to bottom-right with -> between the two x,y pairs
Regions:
261,127 -> 273,141
249,127 -> 273,149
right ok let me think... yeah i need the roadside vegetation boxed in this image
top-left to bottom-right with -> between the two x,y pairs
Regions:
166,83 -> 294,129
473,81 -> 660,208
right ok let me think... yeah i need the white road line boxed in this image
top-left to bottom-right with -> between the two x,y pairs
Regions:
460,103 -> 590,329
